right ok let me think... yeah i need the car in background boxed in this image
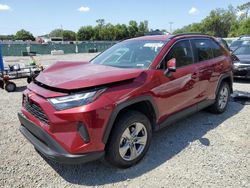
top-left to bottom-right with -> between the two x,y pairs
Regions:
239,35 -> 250,40
232,44 -> 250,79
230,37 -> 250,51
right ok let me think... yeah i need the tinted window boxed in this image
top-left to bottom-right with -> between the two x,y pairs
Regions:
164,40 -> 193,68
210,40 -> 224,57
230,40 -> 243,47
192,39 -> 213,62
234,45 -> 250,55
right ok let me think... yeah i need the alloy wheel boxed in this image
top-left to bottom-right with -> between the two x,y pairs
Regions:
119,122 -> 147,161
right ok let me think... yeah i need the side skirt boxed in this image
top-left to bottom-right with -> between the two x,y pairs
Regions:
156,99 -> 215,131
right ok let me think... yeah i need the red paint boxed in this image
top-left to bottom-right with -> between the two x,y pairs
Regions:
20,34 -> 232,155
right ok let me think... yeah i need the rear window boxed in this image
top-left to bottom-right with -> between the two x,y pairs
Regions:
191,39 -> 213,62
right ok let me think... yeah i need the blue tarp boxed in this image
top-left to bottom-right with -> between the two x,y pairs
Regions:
0,43 -> 3,71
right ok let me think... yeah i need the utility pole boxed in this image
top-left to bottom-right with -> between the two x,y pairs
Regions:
169,22 -> 174,34
61,24 -> 64,42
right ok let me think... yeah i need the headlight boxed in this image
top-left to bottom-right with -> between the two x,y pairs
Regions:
48,88 -> 106,110
233,62 -> 240,69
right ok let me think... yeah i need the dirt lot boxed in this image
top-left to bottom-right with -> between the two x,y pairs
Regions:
0,53 -> 250,188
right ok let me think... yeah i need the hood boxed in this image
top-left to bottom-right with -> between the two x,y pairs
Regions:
236,55 -> 250,66
236,55 -> 250,62
35,61 -> 144,90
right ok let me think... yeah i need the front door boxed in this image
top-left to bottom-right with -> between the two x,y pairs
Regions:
153,40 -> 200,123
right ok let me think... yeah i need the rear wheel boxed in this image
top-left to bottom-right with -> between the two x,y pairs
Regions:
208,82 -> 230,114
106,111 -> 152,168
5,82 -> 16,92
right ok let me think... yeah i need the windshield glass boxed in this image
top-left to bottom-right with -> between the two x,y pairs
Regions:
91,40 -> 167,69
234,45 -> 250,55
230,40 -> 243,47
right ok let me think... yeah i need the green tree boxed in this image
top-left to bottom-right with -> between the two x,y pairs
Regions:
99,24 -> 116,40
137,20 -> 149,36
49,29 -> 76,41
114,24 -> 129,40
173,23 -> 203,34
77,26 -> 95,40
238,2 -> 250,19
62,30 -> 76,41
14,29 -> 35,41
173,5 -> 238,37
237,18 -> 250,35
50,29 -> 64,37
128,20 -> 138,38
0,35 -> 14,40
96,19 -> 105,28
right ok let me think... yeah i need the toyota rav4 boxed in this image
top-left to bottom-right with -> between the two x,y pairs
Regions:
18,34 -> 233,168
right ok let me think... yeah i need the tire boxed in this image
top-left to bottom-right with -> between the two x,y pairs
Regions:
0,80 -> 3,89
27,77 -> 32,84
208,82 -> 230,114
5,82 -> 16,92
105,111 -> 152,168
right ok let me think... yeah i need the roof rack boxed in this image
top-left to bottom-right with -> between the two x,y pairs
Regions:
170,33 -> 210,39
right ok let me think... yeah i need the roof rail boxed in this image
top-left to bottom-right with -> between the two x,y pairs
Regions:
239,35 -> 250,39
170,32 -> 210,39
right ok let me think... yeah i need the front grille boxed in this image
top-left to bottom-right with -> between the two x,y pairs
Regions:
24,99 -> 49,125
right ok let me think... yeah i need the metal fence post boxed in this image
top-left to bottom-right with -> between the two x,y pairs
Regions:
0,42 -> 4,72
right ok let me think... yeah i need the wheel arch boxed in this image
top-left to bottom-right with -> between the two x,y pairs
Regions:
216,72 -> 233,95
102,96 -> 158,144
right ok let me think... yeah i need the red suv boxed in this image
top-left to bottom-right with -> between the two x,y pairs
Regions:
18,34 -> 233,168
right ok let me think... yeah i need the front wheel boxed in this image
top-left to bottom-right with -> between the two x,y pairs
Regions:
5,81 -> 16,92
106,111 -> 152,168
208,82 -> 230,114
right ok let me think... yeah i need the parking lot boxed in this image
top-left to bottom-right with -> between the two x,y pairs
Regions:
0,54 -> 250,188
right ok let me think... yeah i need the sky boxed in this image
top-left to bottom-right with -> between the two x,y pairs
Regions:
0,0 -> 248,36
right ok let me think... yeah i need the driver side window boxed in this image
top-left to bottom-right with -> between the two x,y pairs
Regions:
161,40 -> 193,69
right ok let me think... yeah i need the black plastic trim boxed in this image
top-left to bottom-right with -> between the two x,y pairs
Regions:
102,96 -> 158,144
18,113 -> 104,164
156,99 -> 215,130
170,33 -> 211,39
215,72 -> 233,94
77,122 -> 90,143
34,78 -> 134,94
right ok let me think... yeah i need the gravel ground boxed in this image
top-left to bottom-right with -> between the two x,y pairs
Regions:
0,54 -> 250,188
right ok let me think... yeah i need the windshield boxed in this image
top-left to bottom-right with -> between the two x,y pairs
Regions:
91,40 -> 167,69
230,40 -> 243,47
234,45 -> 250,55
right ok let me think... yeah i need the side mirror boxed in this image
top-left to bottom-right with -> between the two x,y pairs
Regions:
164,58 -> 176,77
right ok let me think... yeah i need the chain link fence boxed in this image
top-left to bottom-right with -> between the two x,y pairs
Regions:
2,41 -> 117,56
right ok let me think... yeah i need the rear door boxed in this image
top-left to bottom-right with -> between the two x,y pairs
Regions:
190,38 -> 214,101
191,38 -> 226,101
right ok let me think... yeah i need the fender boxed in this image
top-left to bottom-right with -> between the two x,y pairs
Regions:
102,95 -> 158,144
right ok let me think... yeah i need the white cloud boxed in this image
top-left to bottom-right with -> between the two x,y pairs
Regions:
189,7 -> 199,15
236,10 -> 245,17
0,4 -> 11,11
78,6 -> 90,12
